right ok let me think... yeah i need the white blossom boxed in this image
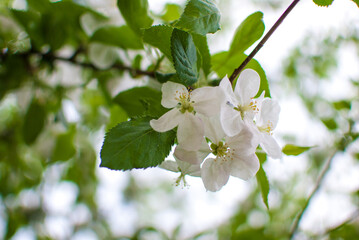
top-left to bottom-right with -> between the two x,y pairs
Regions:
220,69 -> 263,137
150,81 -> 223,151
174,138 -> 211,165
200,116 -> 260,192
248,98 -> 282,159
159,157 -> 201,186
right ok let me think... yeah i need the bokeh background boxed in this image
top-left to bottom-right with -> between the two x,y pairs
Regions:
1,0 -> 359,239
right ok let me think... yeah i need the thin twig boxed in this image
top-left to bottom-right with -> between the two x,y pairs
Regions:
0,50 -> 156,78
56,55 -> 156,78
229,0 -> 301,83
289,149 -> 338,239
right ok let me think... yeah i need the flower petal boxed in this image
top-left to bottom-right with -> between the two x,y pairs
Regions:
220,104 -> 243,137
260,134 -> 282,159
258,98 -> 280,129
227,126 -> 258,155
159,160 -> 179,172
150,108 -> 182,132
219,75 -> 237,104
174,139 -> 211,164
230,153 -> 260,180
176,158 -> 201,177
177,113 -> 204,151
161,81 -> 188,108
203,115 -> 226,144
191,86 -> 224,116
235,69 -> 260,106
201,158 -> 230,192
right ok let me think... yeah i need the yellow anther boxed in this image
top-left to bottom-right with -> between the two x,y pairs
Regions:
258,120 -> 274,135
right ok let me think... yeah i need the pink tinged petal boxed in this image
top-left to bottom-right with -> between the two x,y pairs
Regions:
201,158 -> 230,192
230,153 -> 260,180
174,140 -> 211,164
260,134 -> 282,159
258,98 -> 280,129
150,108 -> 183,132
235,69 -> 260,106
161,81 -> 188,108
219,75 -> 237,105
203,115 -> 226,144
220,104 -> 244,137
191,86 -> 224,116
176,158 -> 201,177
177,113 -> 204,151
227,127 -> 258,155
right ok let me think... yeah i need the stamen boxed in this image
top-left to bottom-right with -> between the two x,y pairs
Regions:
174,89 -> 194,113
258,120 -> 274,135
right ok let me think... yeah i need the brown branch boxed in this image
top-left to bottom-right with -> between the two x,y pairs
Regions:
45,52 -> 156,78
229,0 -> 301,83
1,49 -> 156,79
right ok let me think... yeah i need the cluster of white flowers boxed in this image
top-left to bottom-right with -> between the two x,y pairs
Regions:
150,69 -> 281,191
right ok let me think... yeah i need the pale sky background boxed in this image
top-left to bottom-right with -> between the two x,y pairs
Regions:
6,0 -> 359,239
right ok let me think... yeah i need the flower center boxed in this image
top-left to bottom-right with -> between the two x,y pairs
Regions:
175,90 -> 195,114
211,141 -> 235,163
258,120 -> 274,135
233,99 -> 259,119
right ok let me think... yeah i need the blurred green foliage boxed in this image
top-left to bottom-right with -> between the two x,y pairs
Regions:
0,0 -> 359,239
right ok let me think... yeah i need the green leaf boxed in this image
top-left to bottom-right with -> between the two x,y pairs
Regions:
329,224 -> 359,239
171,28 -> 198,86
352,0 -> 359,7
113,87 -> 167,118
51,126 -> 76,162
155,72 -> 179,83
313,0 -> 334,7
333,100 -> 351,110
11,9 -> 43,48
211,51 -> 271,97
13,1 -> 105,50
27,0 -> 51,13
143,25 -> 174,61
282,144 -> 313,156
321,118 -> 338,130
159,3 -> 183,22
192,33 -> 211,76
22,98 -> 46,145
132,55 -> 143,71
229,12 -> 265,56
42,1 -> 105,50
91,25 -> 143,49
106,105 -> 128,131
256,165 -> 270,209
0,55 -> 29,100
256,152 -> 269,209
175,0 -> 220,35
100,117 -> 176,171
117,0 -> 153,35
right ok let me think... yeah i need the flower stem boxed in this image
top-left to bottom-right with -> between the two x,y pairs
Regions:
229,0 -> 301,83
